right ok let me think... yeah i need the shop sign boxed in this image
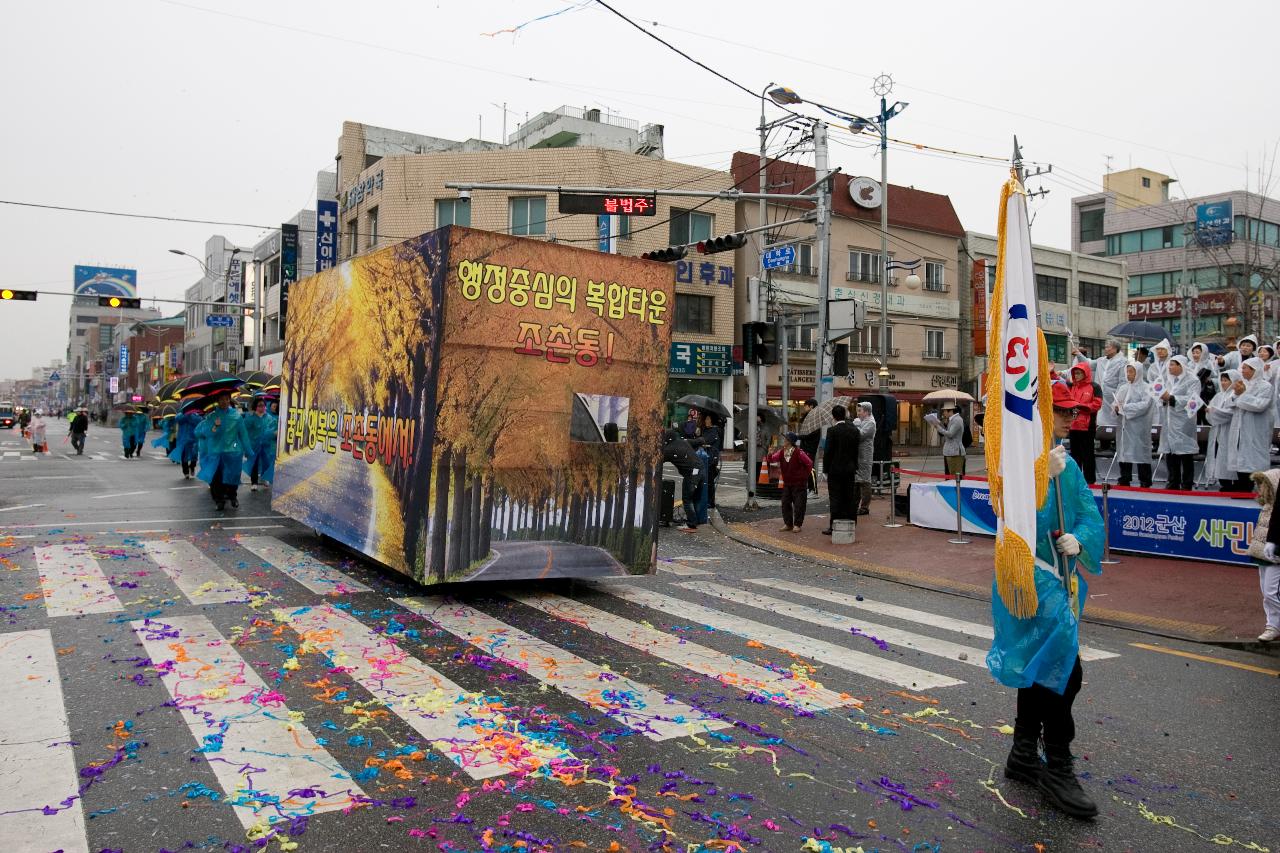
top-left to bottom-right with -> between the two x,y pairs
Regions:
674,261 -> 733,287
930,373 -> 958,388
1040,306 -> 1068,331
832,286 -> 959,319
1127,292 -> 1237,319
669,342 -> 732,376
340,170 -> 383,211
971,259 -> 987,356
861,369 -> 905,389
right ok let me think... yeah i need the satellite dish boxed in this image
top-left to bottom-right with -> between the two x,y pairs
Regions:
849,177 -> 882,209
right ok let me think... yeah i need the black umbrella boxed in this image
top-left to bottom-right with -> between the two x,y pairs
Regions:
176,370 -> 242,395
157,401 -> 180,419
1107,320 -> 1170,342
675,394 -> 730,419
236,370 -> 274,389
154,378 -> 184,403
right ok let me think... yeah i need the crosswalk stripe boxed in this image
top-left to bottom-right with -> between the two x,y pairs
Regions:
746,578 -> 1119,662
398,596 -> 731,739
0,630 -> 89,853
677,581 -> 988,666
142,540 -> 250,605
656,561 -> 713,576
35,543 -> 123,617
591,584 -> 963,690
508,591 -> 857,711
133,615 -> 363,827
235,536 -> 371,595
281,604 -> 575,779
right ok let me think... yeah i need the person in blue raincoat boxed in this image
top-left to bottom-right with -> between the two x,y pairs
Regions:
988,379 -> 1104,820
243,398 -> 278,491
130,408 -> 150,459
119,408 -> 141,458
195,391 -> 252,510
169,409 -> 203,479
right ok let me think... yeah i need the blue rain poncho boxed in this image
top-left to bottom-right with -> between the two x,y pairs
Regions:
168,411 -> 203,465
987,444 -> 1105,695
243,410 -> 278,485
195,406 -> 252,487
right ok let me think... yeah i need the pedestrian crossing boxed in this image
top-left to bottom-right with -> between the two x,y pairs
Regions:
0,532 -> 1124,851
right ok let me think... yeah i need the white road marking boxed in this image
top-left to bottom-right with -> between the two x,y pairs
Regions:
0,629 -> 88,853
398,596 -> 729,740
678,581 -> 988,666
656,561 -> 713,577
28,476 -> 94,480
91,490 -> 149,499
141,540 -> 250,605
35,543 -> 123,617
169,485 -> 203,490
0,504 -> 44,512
509,591 -> 856,711
235,536 -> 369,595
221,524 -> 285,531
282,604 -> 576,779
133,615 -> 362,828
592,583 -> 963,690
746,579 -> 1119,662
0,514 -> 283,529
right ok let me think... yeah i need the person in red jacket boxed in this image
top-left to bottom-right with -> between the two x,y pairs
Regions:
1067,361 -> 1104,483
768,432 -> 815,532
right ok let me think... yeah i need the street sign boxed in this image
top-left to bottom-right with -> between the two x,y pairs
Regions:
205,314 -> 234,327
761,245 -> 795,270
49,371 -> 60,381
109,376 -> 119,393
558,193 -> 657,216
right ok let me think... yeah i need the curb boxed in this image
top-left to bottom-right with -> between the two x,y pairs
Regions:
708,509 -> 1272,652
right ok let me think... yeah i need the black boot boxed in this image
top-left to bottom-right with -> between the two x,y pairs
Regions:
1004,720 -> 1042,784
1039,741 -> 1098,819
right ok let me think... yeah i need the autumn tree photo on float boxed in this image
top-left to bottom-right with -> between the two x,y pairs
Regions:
273,225 -> 673,584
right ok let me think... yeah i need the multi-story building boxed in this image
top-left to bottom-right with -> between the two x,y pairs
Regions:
181,236 -> 251,373
1072,167 -> 1280,348
66,294 -> 157,403
333,117 -> 736,435
960,233 -> 1128,389
729,152 -> 965,445
121,315 -> 185,396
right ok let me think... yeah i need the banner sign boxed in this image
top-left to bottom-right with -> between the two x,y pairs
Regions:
273,225 -> 674,585
669,342 -> 732,376
316,200 -> 338,272
119,344 -> 129,373
1195,200 -> 1233,247
910,480 -> 1259,566
971,259 -> 987,356
74,265 -> 137,297
1127,291 -> 1237,320
280,223 -> 298,330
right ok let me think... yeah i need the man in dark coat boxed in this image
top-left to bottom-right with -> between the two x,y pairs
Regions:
663,428 -> 705,532
798,398 -> 821,493
69,408 -> 89,455
819,404 -> 860,535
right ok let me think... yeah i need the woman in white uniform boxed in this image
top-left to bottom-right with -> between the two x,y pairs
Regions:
1205,371 -> 1239,491
1116,361 -> 1155,488
1226,356 -> 1276,492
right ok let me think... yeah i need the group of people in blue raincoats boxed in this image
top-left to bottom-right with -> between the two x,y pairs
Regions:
162,392 -> 278,510
117,408 -> 150,458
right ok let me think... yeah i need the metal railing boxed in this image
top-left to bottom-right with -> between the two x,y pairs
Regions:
850,346 -> 899,359
923,281 -> 949,292
922,350 -> 952,360
784,264 -> 817,276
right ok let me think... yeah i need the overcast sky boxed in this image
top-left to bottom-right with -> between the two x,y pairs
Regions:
3,0 -> 1277,379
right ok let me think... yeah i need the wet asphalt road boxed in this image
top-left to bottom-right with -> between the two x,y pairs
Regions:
0,421 -> 1275,852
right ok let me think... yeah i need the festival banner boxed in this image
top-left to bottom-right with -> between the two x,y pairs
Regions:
909,481 -> 1259,566
273,225 -> 673,583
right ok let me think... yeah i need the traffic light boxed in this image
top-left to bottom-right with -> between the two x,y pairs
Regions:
697,233 -> 748,254
741,321 -> 779,365
640,246 -> 688,263
98,296 -> 142,309
832,343 -> 849,376
0,289 -> 37,301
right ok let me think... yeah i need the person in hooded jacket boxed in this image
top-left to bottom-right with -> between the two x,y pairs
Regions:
1145,339 -> 1173,429
1223,334 -> 1257,373
1225,357 -> 1275,492
1115,362 -> 1154,488
1075,340 -> 1126,430
1205,371 -> 1239,490
1065,361 -> 1103,483
1255,470 -> 1280,642
662,428 -> 704,532
169,409 -> 203,479
1186,341 -> 1217,382
1157,355 -> 1201,490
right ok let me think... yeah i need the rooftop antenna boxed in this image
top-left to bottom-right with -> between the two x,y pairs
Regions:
1104,154 -> 1114,174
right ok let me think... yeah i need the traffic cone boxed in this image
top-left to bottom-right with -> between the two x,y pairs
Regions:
758,456 -> 771,486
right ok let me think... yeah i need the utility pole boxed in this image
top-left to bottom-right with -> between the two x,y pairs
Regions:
878,97 -> 892,389
813,120 -> 832,403
747,88 -> 772,510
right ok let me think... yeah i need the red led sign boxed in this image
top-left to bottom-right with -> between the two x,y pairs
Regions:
557,193 -> 658,216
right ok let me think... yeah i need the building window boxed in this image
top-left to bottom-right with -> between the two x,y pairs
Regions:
1079,281 -> 1118,311
1079,208 -> 1104,243
669,208 -> 712,245
847,249 -> 885,284
986,263 -> 997,291
674,294 -> 713,334
925,328 -> 946,359
854,323 -> 895,356
1077,336 -> 1106,358
509,196 -> 547,236
346,219 -> 359,257
786,243 -> 814,275
1141,176 -> 1152,188
784,309 -> 818,349
436,198 -> 471,227
924,261 -> 946,291
366,206 -> 379,248
1036,273 -> 1067,304
75,328 -> 86,337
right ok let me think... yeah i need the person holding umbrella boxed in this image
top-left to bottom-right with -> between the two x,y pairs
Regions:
119,407 -> 140,458
195,391 -> 253,510
925,402 -> 967,477
170,406 -> 203,479
243,397 -> 278,491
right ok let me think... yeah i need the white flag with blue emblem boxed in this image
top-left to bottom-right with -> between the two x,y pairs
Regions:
984,174 -> 1053,619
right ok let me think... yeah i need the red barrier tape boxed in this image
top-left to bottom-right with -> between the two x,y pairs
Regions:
892,466 -> 1258,500
893,467 -> 988,483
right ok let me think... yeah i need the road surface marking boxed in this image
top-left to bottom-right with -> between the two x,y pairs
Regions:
0,503 -> 44,512
747,578 -> 1119,662
282,604 -> 574,779
399,597 -> 730,740
657,561 -> 713,577
235,536 -> 369,595
0,629 -> 88,853
592,584 -> 962,690
677,581 -> 988,666
142,540 -> 250,605
169,485 -> 203,490
1130,642 -> 1280,676
0,514 -> 282,529
667,556 -> 723,562
222,524 -> 286,531
133,615 -> 362,827
35,543 -> 123,617
27,476 -> 95,480
509,591 -> 856,711
91,490 -> 149,499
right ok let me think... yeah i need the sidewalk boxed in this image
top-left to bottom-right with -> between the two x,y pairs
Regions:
716,504 -> 1269,650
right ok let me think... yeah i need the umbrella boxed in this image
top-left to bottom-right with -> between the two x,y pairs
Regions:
258,374 -> 282,398
675,394 -> 730,420
176,370 -> 242,395
922,389 -> 975,404
734,404 -> 785,431
157,401 -> 179,420
799,396 -> 854,434
236,369 -> 274,389
1107,320 -> 1170,342
154,378 -> 184,403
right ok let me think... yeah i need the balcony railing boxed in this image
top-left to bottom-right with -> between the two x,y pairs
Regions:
850,346 -> 899,360
922,350 -> 952,360
783,264 -> 817,276
845,271 -> 883,284
923,282 -> 949,293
